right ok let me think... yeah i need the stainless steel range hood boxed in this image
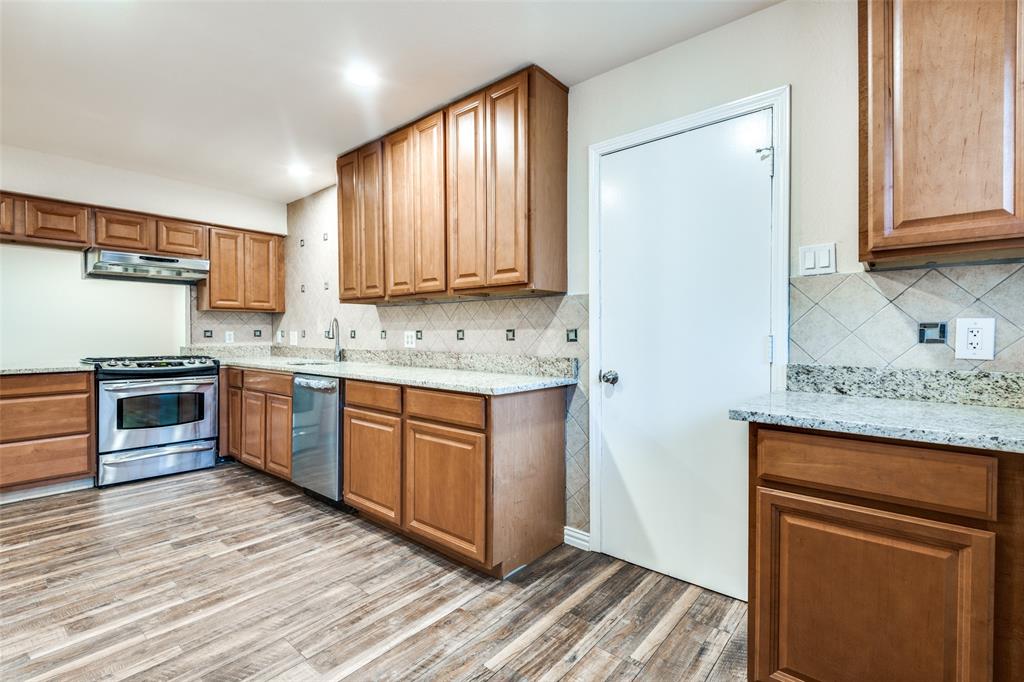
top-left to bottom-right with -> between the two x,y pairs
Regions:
85,250 -> 209,283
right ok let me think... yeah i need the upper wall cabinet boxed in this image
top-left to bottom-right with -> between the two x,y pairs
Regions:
156,220 -> 207,258
94,209 -> 154,252
198,227 -> 284,312
860,0 -> 1024,264
449,67 -> 567,294
338,142 -> 386,301
1,194 -> 16,235
0,196 -> 91,248
337,65 -> 568,302
383,111 -> 447,297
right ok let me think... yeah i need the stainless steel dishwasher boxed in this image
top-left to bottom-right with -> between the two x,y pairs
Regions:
291,374 -> 343,502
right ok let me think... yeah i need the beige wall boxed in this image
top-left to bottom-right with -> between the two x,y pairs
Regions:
0,244 -> 188,365
567,0 -> 858,290
0,145 -> 287,233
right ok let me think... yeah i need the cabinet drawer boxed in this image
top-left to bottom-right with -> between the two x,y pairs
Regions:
405,388 -> 485,430
0,393 -> 92,443
227,368 -> 244,388
757,429 -> 998,521
346,380 -> 402,414
243,370 -> 292,396
0,434 -> 93,488
0,372 -> 92,398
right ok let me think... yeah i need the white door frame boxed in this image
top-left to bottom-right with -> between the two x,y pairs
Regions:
586,86 -> 791,553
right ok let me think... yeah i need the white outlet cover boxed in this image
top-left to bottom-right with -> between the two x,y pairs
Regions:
225,331 -> 234,343
404,331 -> 416,348
289,331 -> 299,346
276,330 -> 284,342
954,317 -> 995,360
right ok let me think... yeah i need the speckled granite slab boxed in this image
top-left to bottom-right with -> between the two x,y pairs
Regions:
338,349 -> 577,379
180,343 -> 272,359
219,357 -> 576,395
788,364 -> 1024,409
730,391 -> 1024,453
0,362 -> 94,376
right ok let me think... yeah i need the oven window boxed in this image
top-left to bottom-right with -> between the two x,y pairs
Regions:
117,393 -> 204,429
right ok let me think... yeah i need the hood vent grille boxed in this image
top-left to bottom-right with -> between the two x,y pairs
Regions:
85,250 -> 210,284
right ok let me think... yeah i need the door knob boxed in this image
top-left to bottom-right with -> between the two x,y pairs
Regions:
600,370 -> 619,385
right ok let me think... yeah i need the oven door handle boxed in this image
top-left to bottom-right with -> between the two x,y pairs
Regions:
102,443 -> 214,464
101,377 -> 217,392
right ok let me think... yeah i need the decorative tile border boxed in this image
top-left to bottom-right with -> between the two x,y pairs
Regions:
788,364 -> 1024,409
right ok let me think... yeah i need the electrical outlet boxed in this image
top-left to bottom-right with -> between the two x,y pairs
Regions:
289,331 -> 298,346
225,331 -> 234,343
276,330 -> 284,343
404,331 -> 416,348
954,318 -> 995,360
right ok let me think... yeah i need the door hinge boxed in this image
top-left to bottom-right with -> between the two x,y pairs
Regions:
757,146 -> 774,177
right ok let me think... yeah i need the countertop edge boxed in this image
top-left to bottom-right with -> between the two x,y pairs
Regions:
0,365 -> 95,376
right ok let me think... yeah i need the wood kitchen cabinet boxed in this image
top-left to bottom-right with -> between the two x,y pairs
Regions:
94,209 -> 154,252
0,193 -> 13,235
447,67 -> 567,294
860,0 -> 1024,264
343,406 -> 403,526
0,197 -> 93,249
337,141 -> 386,301
0,372 -> 95,489
383,111 -> 447,297
404,418 -> 487,563
155,219 -> 207,258
199,227 -> 284,312
748,425 -> 1023,681
343,380 -> 566,577
233,370 -> 292,481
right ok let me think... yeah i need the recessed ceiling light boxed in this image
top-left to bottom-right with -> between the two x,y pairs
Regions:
288,163 -> 311,178
344,63 -> 380,89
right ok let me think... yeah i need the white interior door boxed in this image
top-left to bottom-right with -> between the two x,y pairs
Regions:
596,109 -> 775,600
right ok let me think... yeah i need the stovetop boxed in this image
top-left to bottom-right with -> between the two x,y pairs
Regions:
82,355 -> 219,373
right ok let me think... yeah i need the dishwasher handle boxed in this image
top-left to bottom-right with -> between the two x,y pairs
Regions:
294,377 -> 338,393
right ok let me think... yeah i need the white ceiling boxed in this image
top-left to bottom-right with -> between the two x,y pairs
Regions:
1,1 -> 777,204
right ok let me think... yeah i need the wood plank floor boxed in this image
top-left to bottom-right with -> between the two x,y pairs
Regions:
0,464 -> 747,681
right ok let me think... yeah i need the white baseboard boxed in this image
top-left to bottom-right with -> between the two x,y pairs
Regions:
563,526 -> 591,551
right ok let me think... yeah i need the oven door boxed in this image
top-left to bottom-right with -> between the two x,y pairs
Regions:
98,376 -> 218,453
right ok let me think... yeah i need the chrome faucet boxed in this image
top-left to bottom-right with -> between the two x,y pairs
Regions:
328,318 -> 342,362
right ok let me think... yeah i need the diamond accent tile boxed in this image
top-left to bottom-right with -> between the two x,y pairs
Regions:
858,269 -> 926,301
981,267 -> 1024,328
790,306 -> 849,359
893,270 -> 975,323
789,285 -> 813,324
818,335 -> 886,367
939,263 -> 1022,298
818,275 -> 888,331
854,304 -> 919,362
790,273 -> 848,302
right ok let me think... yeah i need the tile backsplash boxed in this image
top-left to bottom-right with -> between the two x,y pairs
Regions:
790,263 -> 1024,372
189,289 -> 273,344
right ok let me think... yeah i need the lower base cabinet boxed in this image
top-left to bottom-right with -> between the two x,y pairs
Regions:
343,407 -> 402,525
404,419 -> 487,564
749,425 -> 1020,682
344,381 -> 566,577
240,390 -> 266,469
265,394 -> 293,479
229,370 -> 292,481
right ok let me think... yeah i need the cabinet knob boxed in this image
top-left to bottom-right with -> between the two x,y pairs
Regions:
600,370 -> 619,385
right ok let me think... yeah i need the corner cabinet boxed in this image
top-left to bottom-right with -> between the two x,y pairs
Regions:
860,0 -> 1024,264
337,65 -> 568,302
747,425 -> 1024,682
198,227 -> 284,312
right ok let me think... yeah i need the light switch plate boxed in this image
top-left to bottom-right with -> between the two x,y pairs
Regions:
224,331 -> 234,343
276,330 -> 284,343
954,317 -> 995,360
798,243 -> 837,276
404,331 -> 416,348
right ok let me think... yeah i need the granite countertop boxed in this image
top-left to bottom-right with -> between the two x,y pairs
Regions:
221,357 -> 577,396
0,362 -> 94,376
730,391 -> 1024,454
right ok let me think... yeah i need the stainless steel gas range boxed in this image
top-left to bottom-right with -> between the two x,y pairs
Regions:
82,355 -> 220,486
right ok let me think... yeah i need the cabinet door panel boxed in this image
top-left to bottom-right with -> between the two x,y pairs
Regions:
447,93 -> 488,289
338,152 -> 361,300
384,126 -> 416,296
413,111 -> 447,293
863,0 -> 1024,254
23,199 -> 89,244
754,487 -> 994,682
265,394 -> 292,480
207,228 -> 245,309
485,72 -> 529,286
343,407 -> 401,525
358,141 -> 386,298
240,390 -> 266,470
404,419 -> 487,563
227,387 -> 242,458
0,194 -> 13,235
156,220 -> 206,257
94,210 -> 154,252
243,232 -> 279,310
